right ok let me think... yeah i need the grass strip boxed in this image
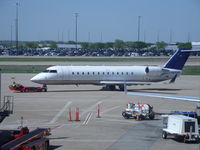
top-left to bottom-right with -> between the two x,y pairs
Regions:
0,57 -> 168,62
0,65 -> 199,75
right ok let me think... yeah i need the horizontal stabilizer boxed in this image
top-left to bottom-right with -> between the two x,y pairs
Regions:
181,49 -> 200,52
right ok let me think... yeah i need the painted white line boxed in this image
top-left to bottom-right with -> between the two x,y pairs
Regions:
83,112 -> 93,125
17,109 -> 60,112
51,139 -> 116,142
80,101 -> 102,117
101,106 -> 120,114
127,92 -> 200,102
49,101 -> 72,124
97,118 -> 137,124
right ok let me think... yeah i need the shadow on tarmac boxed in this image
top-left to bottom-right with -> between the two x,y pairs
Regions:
128,88 -> 182,95
47,89 -> 101,93
48,145 -> 62,150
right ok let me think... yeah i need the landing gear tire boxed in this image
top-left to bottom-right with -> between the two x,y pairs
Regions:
43,84 -> 47,92
103,85 -> 116,91
162,131 -> 167,139
122,112 -> 129,119
118,85 -> 124,91
109,85 -> 116,90
42,88 -> 47,92
149,113 -> 155,120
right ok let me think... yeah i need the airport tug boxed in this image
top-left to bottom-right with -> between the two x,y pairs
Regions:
8,82 -> 47,92
122,102 -> 155,120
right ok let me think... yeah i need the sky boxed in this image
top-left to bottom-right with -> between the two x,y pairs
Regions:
0,0 -> 200,43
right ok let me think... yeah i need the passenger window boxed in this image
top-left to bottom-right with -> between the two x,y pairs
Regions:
126,72 -> 128,75
107,72 -> 109,75
72,72 -> 74,75
121,72 -> 123,75
117,72 -> 119,75
98,72 -> 100,75
82,72 -> 84,75
93,72 -> 95,75
131,72 -> 133,75
103,72 -> 105,75
77,72 -> 79,75
112,72 -> 114,75
88,72 -> 90,75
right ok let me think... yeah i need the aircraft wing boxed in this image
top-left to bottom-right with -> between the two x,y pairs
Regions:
100,81 -> 152,85
127,92 -> 200,102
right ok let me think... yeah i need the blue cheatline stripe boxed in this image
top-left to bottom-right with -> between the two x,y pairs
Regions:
164,49 -> 191,70
127,92 -> 200,102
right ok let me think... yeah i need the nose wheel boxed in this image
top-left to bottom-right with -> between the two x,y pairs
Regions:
43,84 -> 47,92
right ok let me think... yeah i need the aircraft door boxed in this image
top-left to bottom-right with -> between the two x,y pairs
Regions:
62,66 -> 69,81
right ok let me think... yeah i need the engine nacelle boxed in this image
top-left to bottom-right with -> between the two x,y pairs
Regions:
145,66 -> 163,76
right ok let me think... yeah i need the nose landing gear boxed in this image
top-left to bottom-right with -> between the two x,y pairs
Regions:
42,84 -> 47,92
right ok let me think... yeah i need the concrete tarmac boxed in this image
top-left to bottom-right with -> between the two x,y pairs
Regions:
0,74 -> 200,150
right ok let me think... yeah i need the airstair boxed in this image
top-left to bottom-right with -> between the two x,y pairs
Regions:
0,96 -> 14,123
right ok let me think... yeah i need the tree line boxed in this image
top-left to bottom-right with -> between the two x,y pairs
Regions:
0,40 -> 192,50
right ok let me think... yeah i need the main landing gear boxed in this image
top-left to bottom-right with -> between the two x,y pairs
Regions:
102,85 -> 125,91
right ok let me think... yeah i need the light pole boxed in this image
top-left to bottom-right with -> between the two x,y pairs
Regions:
144,30 -> 146,42
100,32 -> 103,42
11,24 -> 13,47
157,31 -> 160,42
74,13 -> 79,50
88,32 -> 90,43
16,2 -> 19,52
137,16 -> 141,41
68,29 -> 70,42
169,29 -> 172,43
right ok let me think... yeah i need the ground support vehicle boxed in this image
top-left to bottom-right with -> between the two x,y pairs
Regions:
9,84 -> 47,92
195,105 -> 200,124
162,115 -> 199,143
170,109 -> 200,125
122,102 -> 155,120
0,127 -> 50,150
0,96 -> 13,123
170,111 -> 197,118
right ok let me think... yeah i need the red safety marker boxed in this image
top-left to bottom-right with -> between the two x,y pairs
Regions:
136,115 -> 140,121
20,116 -> 24,127
75,107 -> 80,121
68,108 -> 72,121
97,104 -> 101,118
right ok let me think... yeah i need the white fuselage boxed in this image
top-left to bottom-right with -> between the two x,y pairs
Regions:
31,65 -> 181,85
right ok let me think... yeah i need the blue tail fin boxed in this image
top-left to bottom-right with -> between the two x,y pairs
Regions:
163,49 -> 191,70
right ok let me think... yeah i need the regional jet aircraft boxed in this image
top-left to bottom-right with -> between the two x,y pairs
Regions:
31,49 -> 195,91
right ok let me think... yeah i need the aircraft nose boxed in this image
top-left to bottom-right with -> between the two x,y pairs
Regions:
31,74 -> 46,84
31,75 -> 39,83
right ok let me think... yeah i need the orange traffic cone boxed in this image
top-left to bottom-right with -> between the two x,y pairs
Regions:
97,104 -> 101,118
75,107 -> 80,121
68,108 -> 72,121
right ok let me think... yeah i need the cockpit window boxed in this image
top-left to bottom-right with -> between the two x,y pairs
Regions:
43,70 -> 57,73
43,70 -> 49,73
49,70 -> 57,73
